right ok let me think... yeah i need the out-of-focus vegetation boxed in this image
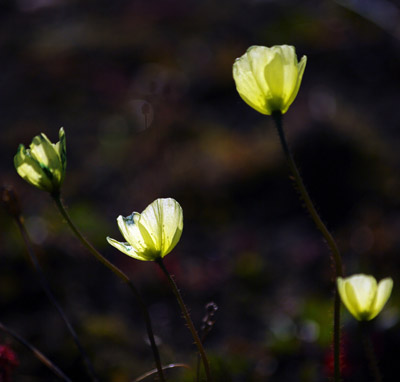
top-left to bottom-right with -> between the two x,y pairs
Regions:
1,0 -> 400,380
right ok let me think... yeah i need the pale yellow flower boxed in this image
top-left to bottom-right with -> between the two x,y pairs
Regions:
233,45 -> 307,115
337,274 -> 393,321
14,128 -> 66,193
107,198 -> 183,261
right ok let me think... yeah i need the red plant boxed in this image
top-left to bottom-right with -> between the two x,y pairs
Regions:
0,345 -> 18,382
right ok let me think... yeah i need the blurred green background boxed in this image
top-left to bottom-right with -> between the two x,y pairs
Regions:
1,0 -> 400,380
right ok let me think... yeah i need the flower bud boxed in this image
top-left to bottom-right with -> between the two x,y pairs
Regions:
107,198 -> 183,261
14,128 -> 66,194
337,274 -> 393,321
233,45 -> 307,115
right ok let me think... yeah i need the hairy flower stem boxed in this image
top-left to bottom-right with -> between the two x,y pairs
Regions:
271,111 -> 344,382
0,320 -> 72,382
196,332 -> 207,382
156,258 -> 213,382
52,193 -> 166,382
359,322 -> 383,382
15,214 -> 99,382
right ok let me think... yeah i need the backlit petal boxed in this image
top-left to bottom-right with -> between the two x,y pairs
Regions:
108,198 -> 183,261
370,278 -> 393,320
233,45 -> 306,115
14,144 -> 53,191
106,237 -> 147,261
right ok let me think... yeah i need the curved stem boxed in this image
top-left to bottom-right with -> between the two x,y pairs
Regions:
0,320 -> 72,382
15,214 -> 99,382
271,111 -> 344,382
156,258 -> 212,382
271,112 -> 343,277
359,321 -> 383,382
132,363 -> 191,382
52,193 -> 166,382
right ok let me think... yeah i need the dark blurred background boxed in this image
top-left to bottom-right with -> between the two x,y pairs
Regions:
1,0 -> 400,380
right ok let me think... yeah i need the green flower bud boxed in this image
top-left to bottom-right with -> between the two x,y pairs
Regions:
233,45 -> 307,115
14,128 -> 66,194
107,198 -> 183,261
337,274 -> 393,321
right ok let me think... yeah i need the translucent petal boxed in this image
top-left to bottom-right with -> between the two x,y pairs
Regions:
342,279 -> 363,320
233,45 -> 306,115
338,274 -> 391,321
349,274 -> 377,314
117,214 -> 147,253
263,52 -> 285,112
277,45 -> 299,101
14,130 -> 66,193
278,45 -> 297,67
282,55 -> 307,114
138,202 -> 163,250
158,198 -> 183,256
109,198 -> 183,261
370,278 -> 393,320
233,53 -> 269,115
247,46 -> 275,96
337,278 -> 348,307
106,237 -> 147,261
30,133 -> 62,171
14,144 -> 53,191
138,198 -> 183,257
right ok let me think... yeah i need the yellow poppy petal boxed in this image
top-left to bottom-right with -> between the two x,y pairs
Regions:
370,278 -> 393,320
108,198 -> 184,261
106,237 -> 148,261
232,45 -> 306,115
14,129 -> 67,193
233,57 -> 270,115
337,274 -> 393,321
14,144 -> 53,191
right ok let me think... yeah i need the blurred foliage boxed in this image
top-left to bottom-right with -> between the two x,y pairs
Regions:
1,0 -> 400,380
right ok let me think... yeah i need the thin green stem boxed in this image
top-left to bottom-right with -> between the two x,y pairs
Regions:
132,363 -> 191,382
15,214 -> 99,382
52,193 -> 166,382
156,258 -> 212,382
196,329 -> 206,382
359,321 -> 383,382
0,320 -> 72,382
271,111 -> 344,382
1,186 -> 97,380
271,112 -> 343,277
